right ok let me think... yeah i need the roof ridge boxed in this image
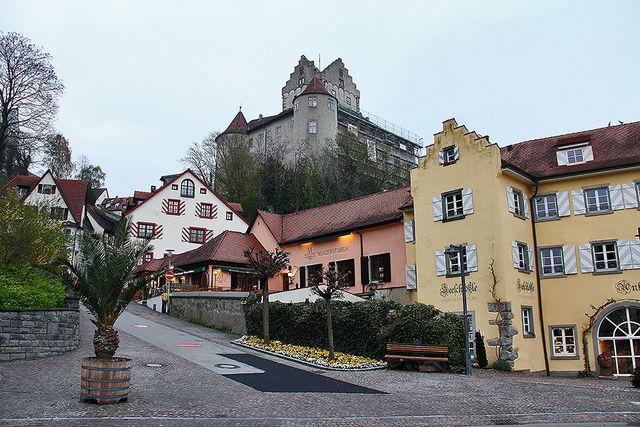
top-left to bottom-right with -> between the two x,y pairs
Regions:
509,120 -> 640,147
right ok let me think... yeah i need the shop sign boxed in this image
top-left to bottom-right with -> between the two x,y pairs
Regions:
304,245 -> 349,260
440,282 -> 477,298
516,279 -> 535,293
616,280 -> 640,295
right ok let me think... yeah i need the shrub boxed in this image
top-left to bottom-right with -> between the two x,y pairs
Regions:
492,359 -> 513,372
475,331 -> 488,368
632,365 -> 640,388
0,264 -> 66,309
245,300 -> 466,370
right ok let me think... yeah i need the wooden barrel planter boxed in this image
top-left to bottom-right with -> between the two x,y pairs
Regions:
81,357 -> 132,404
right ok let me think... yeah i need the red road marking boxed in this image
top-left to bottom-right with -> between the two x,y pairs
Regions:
178,343 -> 202,348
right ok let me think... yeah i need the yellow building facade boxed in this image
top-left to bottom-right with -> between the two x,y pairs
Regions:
410,118 -> 640,376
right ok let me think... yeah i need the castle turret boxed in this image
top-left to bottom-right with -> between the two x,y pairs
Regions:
292,74 -> 338,152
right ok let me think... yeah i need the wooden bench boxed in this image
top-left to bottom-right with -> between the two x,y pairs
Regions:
385,343 -> 449,372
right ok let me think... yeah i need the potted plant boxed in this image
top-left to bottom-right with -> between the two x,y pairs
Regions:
66,217 -> 154,404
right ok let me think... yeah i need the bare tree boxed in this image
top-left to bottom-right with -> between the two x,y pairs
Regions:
244,247 -> 290,343
0,32 -> 64,180
180,131 -> 218,187
309,267 -> 352,360
42,133 -> 74,178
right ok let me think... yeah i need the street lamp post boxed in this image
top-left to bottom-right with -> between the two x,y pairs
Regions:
164,249 -> 174,314
447,244 -> 472,377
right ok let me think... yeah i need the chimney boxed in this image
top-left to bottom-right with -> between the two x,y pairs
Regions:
259,114 -> 263,120
150,185 -> 156,192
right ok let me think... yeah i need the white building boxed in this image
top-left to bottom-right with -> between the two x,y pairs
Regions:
123,169 -> 248,261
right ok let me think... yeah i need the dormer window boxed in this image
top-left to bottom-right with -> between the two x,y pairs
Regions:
556,144 -> 593,166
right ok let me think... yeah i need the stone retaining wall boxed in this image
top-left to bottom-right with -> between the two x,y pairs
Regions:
170,292 -> 249,334
0,305 -> 80,362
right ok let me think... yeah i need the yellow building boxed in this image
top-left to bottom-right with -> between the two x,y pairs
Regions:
409,118 -> 640,376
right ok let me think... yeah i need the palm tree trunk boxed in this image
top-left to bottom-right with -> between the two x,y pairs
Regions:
94,325 -> 119,359
326,298 -> 335,360
262,278 -> 270,343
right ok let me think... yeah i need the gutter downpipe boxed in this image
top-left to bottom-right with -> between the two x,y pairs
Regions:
530,181 -> 551,376
354,229 -> 365,294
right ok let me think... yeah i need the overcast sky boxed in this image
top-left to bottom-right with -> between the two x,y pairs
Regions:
2,0 -> 638,195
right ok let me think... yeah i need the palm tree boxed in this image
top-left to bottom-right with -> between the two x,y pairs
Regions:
66,217 -> 153,359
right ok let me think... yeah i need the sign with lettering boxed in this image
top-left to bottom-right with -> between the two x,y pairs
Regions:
304,245 -> 349,260
616,280 -> 640,295
516,279 -> 535,293
440,282 -> 478,298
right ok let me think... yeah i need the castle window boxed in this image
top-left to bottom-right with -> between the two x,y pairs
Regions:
331,89 -> 336,97
347,124 -> 358,136
328,98 -> 334,111
180,179 -> 195,198
275,126 -> 282,138
339,78 -> 344,88
294,100 -> 299,111
266,130 -> 272,142
299,66 -> 304,74
339,69 -> 343,77
298,76 -> 305,86
308,96 -> 317,107
346,96 -> 351,106
308,120 -> 317,134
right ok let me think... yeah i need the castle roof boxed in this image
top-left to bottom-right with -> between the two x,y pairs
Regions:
298,74 -> 331,97
223,110 -> 248,134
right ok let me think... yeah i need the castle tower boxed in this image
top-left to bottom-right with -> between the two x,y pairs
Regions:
292,74 -> 338,152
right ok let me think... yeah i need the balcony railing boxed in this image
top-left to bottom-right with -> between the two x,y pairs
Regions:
338,102 -> 423,146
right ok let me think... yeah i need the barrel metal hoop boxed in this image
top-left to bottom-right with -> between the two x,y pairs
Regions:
81,385 -> 129,392
81,393 -> 128,400
81,377 -> 130,383
81,365 -> 131,371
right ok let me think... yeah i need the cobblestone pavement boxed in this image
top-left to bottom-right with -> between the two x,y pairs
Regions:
1,303 -> 640,426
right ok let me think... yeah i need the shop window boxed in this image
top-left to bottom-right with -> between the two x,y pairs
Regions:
189,227 -> 206,244
585,187 -> 610,213
308,120 -> 317,134
540,247 -> 564,276
137,222 -> 155,238
369,253 -> 391,283
592,241 -> 618,272
300,264 -> 322,288
535,194 -> 558,220
522,307 -> 534,337
180,179 -> 195,198
550,326 -> 578,358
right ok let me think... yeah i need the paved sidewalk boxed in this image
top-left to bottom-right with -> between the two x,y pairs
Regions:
1,303 -> 640,426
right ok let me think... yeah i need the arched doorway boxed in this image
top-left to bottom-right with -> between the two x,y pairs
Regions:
596,303 -> 640,376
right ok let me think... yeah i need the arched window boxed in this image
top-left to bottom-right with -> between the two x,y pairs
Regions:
597,305 -> 640,376
180,179 -> 195,198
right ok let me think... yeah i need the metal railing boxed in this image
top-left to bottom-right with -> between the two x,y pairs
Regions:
338,102 -> 424,146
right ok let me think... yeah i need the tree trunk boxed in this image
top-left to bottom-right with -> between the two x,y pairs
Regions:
262,278 -> 270,343
326,298 -> 335,360
94,326 -> 119,359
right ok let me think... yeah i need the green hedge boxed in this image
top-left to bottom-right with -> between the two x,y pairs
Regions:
245,299 -> 466,370
0,264 -> 67,309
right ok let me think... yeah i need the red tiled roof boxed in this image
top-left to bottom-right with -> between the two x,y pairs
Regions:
134,257 -> 169,274
256,187 -> 412,245
172,231 -> 264,267
224,110 -> 248,134
133,190 -> 153,200
1,175 -> 39,195
299,74 -> 330,97
501,121 -> 640,179
227,202 -> 243,214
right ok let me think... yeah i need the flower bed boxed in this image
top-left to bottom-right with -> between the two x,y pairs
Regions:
235,336 -> 386,370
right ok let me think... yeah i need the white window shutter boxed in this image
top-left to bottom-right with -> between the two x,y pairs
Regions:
462,188 -> 473,215
404,220 -> 415,243
572,190 -> 586,215
609,184 -> 624,210
631,240 -> 640,269
405,265 -> 417,289
453,145 -> 460,161
466,244 -> 478,272
562,245 -> 577,274
618,240 -> 634,270
432,196 -> 443,221
583,145 -> 594,162
523,194 -> 530,219
438,150 -> 445,165
527,245 -> 534,271
557,192 -> 571,217
622,183 -> 639,209
579,244 -> 593,273
511,241 -> 519,268
507,187 -> 515,213
435,250 -> 446,276
556,150 -> 568,166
